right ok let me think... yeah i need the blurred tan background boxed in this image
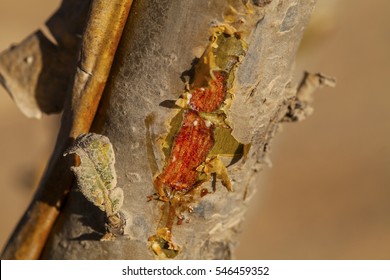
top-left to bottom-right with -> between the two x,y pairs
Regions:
1,1 -> 389,259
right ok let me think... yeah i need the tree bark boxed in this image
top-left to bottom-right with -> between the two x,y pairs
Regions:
42,0 -> 316,259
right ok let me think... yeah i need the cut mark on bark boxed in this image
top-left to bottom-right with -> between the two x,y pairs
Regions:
78,66 -> 93,77
155,110 -> 214,198
149,25 -> 249,258
147,0 -> 269,258
154,28 -> 247,201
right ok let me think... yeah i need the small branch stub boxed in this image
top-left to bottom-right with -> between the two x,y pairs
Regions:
283,72 -> 336,122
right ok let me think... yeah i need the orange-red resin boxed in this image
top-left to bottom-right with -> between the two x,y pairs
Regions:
156,110 -> 214,192
189,71 -> 226,113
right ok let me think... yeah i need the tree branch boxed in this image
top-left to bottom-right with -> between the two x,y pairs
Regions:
41,0 -> 320,259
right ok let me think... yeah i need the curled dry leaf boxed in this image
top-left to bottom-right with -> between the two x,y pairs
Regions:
64,133 -> 123,217
0,0 -> 91,118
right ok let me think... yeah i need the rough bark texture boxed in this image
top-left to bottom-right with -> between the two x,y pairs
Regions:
42,0 -> 316,259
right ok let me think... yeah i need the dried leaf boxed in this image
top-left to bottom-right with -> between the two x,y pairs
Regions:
0,32 -> 67,118
0,0 -> 91,118
64,133 -> 123,216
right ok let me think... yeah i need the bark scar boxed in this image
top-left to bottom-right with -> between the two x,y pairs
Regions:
148,26 -> 248,258
154,27 -> 246,202
155,110 -> 214,200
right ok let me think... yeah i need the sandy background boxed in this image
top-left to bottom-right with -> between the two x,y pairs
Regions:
1,0 -> 389,259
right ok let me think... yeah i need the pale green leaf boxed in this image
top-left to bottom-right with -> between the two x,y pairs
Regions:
64,133 -> 123,216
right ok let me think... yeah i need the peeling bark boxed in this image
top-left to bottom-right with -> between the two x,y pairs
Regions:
40,0 -> 319,259
0,0 -> 91,118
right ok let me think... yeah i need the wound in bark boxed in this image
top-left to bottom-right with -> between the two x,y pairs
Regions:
189,71 -> 227,113
150,24 -> 248,258
155,110 -> 214,199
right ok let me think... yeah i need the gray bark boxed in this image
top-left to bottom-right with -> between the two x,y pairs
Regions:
42,0 -> 316,259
